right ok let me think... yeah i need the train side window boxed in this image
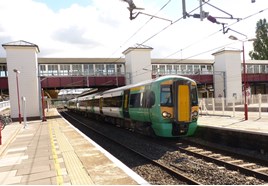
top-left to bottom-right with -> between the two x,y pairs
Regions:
129,93 -> 141,108
160,85 -> 173,106
103,96 -> 122,107
88,100 -> 93,107
93,99 -> 99,106
142,90 -> 155,108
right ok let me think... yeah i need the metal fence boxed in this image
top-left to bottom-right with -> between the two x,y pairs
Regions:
0,101 -> 10,112
199,94 -> 268,118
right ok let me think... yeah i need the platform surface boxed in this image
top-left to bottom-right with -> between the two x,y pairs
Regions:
198,108 -> 268,135
0,108 -> 147,185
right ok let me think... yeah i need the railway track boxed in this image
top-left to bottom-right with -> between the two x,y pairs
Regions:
60,110 -> 201,185
157,140 -> 268,182
60,110 -> 266,184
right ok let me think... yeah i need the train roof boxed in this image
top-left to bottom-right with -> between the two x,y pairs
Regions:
102,75 -> 195,95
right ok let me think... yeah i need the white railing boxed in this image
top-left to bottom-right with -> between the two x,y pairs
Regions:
0,101 -> 10,112
199,94 -> 268,119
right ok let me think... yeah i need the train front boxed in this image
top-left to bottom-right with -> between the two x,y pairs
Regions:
153,77 -> 199,137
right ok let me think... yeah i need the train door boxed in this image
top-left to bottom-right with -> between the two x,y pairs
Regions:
123,89 -> 130,118
143,86 -> 154,121
174,81 -> 191,123
100,97 -> 103,114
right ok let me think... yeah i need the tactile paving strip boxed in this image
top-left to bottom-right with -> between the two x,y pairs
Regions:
50,121 -> 94,185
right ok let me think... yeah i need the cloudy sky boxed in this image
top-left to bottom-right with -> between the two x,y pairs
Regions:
0,0 -> 267,60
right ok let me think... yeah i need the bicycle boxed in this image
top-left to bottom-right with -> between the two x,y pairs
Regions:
0,120 -> 4,131
0,114 -> 12,130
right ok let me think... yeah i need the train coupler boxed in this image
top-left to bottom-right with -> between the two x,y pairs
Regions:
172,122 -> 188,136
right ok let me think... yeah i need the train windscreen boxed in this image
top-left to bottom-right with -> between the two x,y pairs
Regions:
191,85 -> 198,106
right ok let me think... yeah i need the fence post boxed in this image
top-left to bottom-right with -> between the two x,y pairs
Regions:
22,96 -> 28,128
199,100 -> 202,115
258,94 -> 262,118
221,97 -> 225,115
212,98 -> 215,115
202,98 -> 208,115
232,96 -> 235,117
0,122 -> 2,145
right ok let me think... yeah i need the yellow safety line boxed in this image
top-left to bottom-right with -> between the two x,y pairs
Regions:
49,123 -> 64,185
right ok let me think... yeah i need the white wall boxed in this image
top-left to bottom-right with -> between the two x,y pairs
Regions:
5,46 -> 40,119
213,49 -> 242,103
123,47 -> 152,84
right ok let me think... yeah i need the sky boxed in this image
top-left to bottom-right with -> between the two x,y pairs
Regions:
0,0 -> 268,60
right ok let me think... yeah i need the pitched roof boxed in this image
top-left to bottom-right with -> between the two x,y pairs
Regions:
2,40 -> 40,52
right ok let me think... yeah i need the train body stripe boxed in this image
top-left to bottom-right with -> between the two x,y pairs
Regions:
130,86 -> 145,92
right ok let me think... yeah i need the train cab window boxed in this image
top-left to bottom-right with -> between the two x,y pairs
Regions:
191,85 -> 198,106
161,85 -> 173,106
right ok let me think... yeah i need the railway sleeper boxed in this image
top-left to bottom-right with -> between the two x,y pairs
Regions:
253,167 -> 268,172
199,151 -> 212,155
217,156 -> 231,160
185,147 -> 198,151
239,163 -> 256,168
208,153 -> 222,158
227,160 -> 243,164
189,149 -> 204,153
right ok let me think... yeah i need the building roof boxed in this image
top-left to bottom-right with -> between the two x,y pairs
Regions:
0,57 -> 268,65
2,40 -> 40,52
38,57 -> 125,64
151,58 -> 214,64
122,44 -> 153,55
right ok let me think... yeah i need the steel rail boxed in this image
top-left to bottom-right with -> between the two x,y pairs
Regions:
175,144 -> 268,182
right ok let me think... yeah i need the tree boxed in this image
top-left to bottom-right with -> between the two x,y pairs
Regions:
249,18 -> 268,60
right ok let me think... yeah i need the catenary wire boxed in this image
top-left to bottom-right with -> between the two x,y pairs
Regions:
114,2 -> 268,79
156,7 -> 268,63
104,0 -> 172,63
110,0 -> 211,65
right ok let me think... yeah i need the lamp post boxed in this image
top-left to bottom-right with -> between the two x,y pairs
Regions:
228,35 -> 251,120
41,88 -> 47,122
13,69 -> 22,123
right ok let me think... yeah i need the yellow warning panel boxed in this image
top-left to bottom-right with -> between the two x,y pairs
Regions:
178,85 -> 190,122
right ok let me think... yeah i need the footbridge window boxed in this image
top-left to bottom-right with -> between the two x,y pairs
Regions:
84,64 -> 94,75
48,65 -> 58,76
107,64 -> 115,75
260,65 -> 268,73
38,63 -> 125,76
60,64 -> 71,75
95,64 -> 105,75
72,64 -> 83,75
0,64 -> 7,77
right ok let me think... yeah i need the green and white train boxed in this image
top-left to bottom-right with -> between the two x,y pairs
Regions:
67,75 -> 199,137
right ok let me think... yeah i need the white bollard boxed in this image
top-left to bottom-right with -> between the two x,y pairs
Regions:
212,98 -> 215,115
22,96 -> 27,128
232,97 -> 235,117
221,97 -> 225,115
258,94 -> 262,118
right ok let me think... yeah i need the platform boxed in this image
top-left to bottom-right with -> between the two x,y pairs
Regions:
1,108 -> 268,185
197,110 -> 268,153
0,108 -> 148,185
198,109 -> 268,134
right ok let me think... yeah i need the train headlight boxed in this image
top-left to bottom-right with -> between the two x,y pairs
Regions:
162,111 -> 171,118
192,111 -> 198,117
192,111 -> 198,120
